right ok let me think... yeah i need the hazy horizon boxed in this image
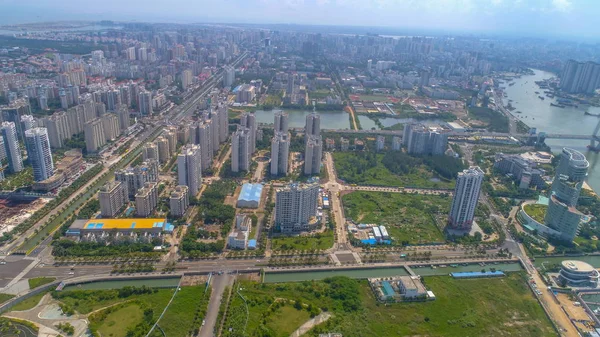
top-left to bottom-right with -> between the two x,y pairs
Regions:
1,0 -> 599,42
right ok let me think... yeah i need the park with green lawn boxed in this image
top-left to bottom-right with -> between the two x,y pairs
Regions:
49,284 -> 211,337
333,151 -> 461,189
221,274 -> 556,337
342,191 -> 449,245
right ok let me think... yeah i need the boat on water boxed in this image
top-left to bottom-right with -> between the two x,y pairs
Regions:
509,82 -> 515,86
515,110 -> 522,113
535,91 -> 540,94
538,96 -> 545,100
551,103 -> 566,108
585,111 -> 600,117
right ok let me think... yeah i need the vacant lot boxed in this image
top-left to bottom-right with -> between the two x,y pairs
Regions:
333,152 -> 455,189
342,191 -> 448,245
220,274 -> 555,337
271,230 -> 334,251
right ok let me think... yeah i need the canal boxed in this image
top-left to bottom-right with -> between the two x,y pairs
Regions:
264,262 -> 522,283
63,277 -> 181,291
254,109 -> 350,130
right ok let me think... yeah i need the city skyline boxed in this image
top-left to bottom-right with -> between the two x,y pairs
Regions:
2,0 -> 600,41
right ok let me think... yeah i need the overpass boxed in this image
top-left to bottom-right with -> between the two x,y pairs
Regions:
0,190 -> 54,201
258,122 -> 599,143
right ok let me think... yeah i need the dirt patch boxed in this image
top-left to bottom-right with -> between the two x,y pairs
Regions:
180,275 -> 208,286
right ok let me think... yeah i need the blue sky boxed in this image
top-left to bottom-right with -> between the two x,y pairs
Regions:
0,0 -> 598,40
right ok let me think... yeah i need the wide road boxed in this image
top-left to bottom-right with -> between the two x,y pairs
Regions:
199,273 -> 234,337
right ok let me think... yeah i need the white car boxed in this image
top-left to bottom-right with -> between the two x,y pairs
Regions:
68,271 -> 75,275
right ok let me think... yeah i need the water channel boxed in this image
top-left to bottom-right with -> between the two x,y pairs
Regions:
501,69 -> 600,193
263,262 -> 522,283
254,109 -> 351,130
62,277 -> 181,291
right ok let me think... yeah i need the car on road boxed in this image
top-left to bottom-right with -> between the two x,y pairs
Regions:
68,271 -> 75,275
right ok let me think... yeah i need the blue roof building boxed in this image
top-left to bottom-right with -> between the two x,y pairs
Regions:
237,183 -> 263,208
248,239 -> 257,249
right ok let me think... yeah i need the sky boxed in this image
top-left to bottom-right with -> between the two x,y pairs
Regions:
1,0 -> 599,40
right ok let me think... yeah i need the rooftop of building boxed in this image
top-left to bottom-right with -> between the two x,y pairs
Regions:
238,183 -> 263,203
561,260 -> 596,273
70,218 -> 169,230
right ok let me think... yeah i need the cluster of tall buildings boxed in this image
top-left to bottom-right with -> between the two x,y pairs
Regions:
544,148 -> 589,241
189,104 -> 229,172
560,60 -> 600,95
403,123 -> 448,156
493,153 -> 547,190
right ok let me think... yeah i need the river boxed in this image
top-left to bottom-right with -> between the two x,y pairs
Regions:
502,69 -> 600,193
254,109 -> 350,129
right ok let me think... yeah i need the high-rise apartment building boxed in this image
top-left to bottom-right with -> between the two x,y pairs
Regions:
25,128 -> 54,181
99,180 -> 128,218
116,105 -> 130,131
448,166 -> 484,229
181,69 -> 194,90
560,60 -> 600,95
1,122 -> 23,173
403,123 -> 448,155
274,183 -> 320,233
376,135 -> 385,151
231,126 -> 251,172
170,185 -> 190,217
139,91 -> 153,116
304,135 -> 322,175
135,182 -> 158,217
115,159 -> 159,199
223,65 -> 235,87
84,118 -> 106,153
101,113 -> 120,141
143,142 -> 159,161
240,112 -> 256,154
545,148 -> 589,241
156,137 -> 171,164
305,112 -> 320,139
177,144 -> 202,196
271,132 -> 290,176
44,111 -> 70,148
20,115 -> 36,133
274,111 -> 289,133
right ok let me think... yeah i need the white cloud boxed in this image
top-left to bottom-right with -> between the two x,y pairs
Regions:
552,0 -> 573,12
491,0 -> 503,5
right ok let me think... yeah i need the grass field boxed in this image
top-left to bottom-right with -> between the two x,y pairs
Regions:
95,303 -> 143,337
342,191 -> 448,244
158,285 -> 211,337
523,204 -> 547,224
57,285 -> 210,337
267,304 -> 311,336
221,274 -> 555,337
54,288 -> 172,315
28,277 -> 56,289
333,152 -> 454,188
271,230 -> 334,251
10,292 -> 48,311
319,274 -> 556,337
0,293 -> 14,304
